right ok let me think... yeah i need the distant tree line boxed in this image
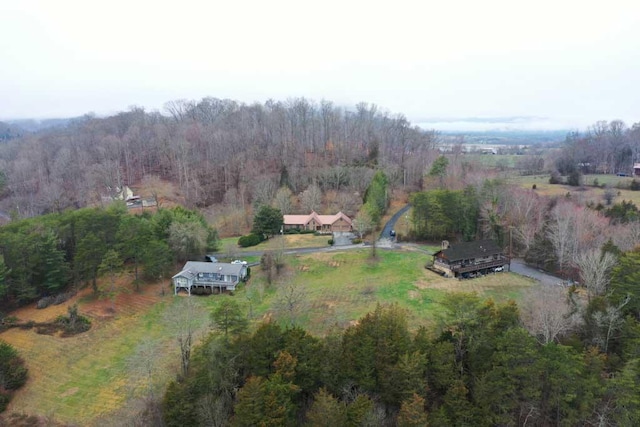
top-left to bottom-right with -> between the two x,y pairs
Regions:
0,204 -> 218,307
0,98 -> 439,218
555,120 -> 640,176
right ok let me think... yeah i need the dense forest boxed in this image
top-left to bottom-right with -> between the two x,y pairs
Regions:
0,98 -> 438,218
164,286 -> 640,426
0,205 -> 217,306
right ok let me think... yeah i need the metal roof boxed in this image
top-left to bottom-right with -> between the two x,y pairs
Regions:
173,261 -> 245,279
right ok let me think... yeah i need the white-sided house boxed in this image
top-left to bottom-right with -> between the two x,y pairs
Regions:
172,262 -> 247,295
283,211 -> 352,232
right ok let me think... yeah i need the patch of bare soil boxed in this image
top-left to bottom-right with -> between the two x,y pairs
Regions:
5,273 -> 169,329
0,413 -> 67,427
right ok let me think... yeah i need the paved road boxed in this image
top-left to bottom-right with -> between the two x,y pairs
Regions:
509,259 -> 563,286
380,204 -> 411,240
213,204 -> 566,288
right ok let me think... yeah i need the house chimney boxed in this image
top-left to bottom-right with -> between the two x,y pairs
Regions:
442,240 -> 450,250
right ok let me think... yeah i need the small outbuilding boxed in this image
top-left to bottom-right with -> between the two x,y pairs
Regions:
432,239 -> 509,278
172,261 -> 247,295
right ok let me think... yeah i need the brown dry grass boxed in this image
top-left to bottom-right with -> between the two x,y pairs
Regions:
0,272 -> 182,425
415,272 -> 534,297
511,175 -> 640,207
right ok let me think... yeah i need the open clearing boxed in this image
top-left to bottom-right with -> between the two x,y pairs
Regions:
508,174 -> 640,206
1,248 -> 535,424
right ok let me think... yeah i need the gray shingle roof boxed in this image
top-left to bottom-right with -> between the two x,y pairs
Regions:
434,239 -> 504,262
173,262 -> 244,279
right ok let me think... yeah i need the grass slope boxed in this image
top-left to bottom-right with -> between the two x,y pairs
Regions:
1,248 -> 535,424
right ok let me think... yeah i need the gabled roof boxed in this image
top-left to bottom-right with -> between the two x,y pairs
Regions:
172,261 -> 244,279
434,239 -> 503,262
284,213 -> 317,226
317,211 -> 352,226
283,211 -> 352,226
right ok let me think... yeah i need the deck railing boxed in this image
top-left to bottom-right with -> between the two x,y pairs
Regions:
452,257 -> 509,274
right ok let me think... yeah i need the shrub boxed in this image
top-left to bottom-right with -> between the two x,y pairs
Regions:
631,179 -> 640,191
328,239 -> 334,246
549,171 -> 562,184
55,304 -> 91,336
0,341 -> 28,392
352,238 -> 363,244
532,184 -> 537,190
2,316 -> 17,326
238,233 -> 262,248
0,392 -> 10,413
567,170 -> 582,186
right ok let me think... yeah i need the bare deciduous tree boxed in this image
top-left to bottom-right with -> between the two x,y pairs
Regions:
353,209 -> 374,239
251,179 -> 278,208
520,285 -> 581,344
274,280 -> 308,326
164,298 -> 206,378
590,296 -> 630,353
273,186 -> 293,214
575,249 -> 617,299
300,184 -> 322,213
504,187 -> 544,255
547,200 -> 577,275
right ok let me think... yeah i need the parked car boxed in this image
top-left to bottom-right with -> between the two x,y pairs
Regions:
231,260 -> 248,265
390,229 -> 396,237
494,266 -> 504,272
205,255 -> 218,263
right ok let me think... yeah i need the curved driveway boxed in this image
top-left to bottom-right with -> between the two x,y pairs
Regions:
509,259 -> 563,286
380,204 -> 411,239
216,203 -> 565,287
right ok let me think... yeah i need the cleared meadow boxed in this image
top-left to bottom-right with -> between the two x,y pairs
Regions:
508,174 -> 640,206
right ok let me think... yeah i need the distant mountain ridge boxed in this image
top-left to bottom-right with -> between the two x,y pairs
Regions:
417,115 -> 581,133
6,117 -> 80,132
0,121 -> 24,141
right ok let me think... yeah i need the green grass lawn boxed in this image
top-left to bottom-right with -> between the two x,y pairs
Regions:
231,249 -> 535,335
463,154 -> 521,169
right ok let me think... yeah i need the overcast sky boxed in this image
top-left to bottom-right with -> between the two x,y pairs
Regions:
2,0 -> 639,130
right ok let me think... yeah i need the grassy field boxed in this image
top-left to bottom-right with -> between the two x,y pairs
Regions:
1,248 -> 535,424
508,174 -> 640,206
217,234 -> 331,255
463,154 -> 522,169
1,280 -> 191,425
